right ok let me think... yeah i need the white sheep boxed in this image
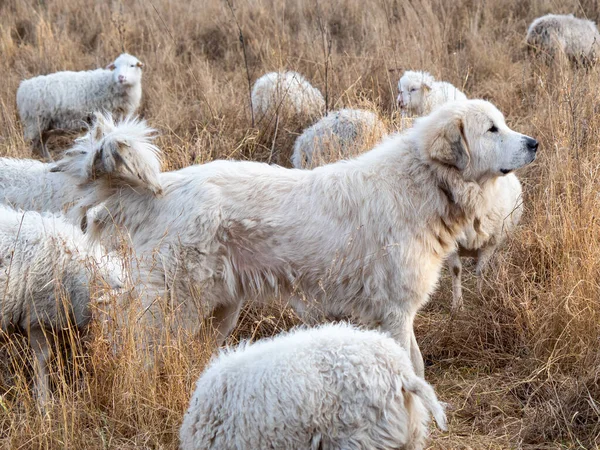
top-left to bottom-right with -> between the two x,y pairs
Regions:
446,173 -> 523,311
291,108 -> 388,169
0,157 -> 82,222
397,71 -> 466,116
0,205 -> 123,405
526,14 -> 600,65
16,53 -> 144,159
179,323 -> 447,450
251,71 -> 325,123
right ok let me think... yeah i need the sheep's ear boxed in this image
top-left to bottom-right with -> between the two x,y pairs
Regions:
136,61 -> 144,68
422,80 -> 433,91
106,63 -> 116,70
427,118 -> 470,170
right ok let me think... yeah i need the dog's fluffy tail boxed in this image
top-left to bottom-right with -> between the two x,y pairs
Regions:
403,373 -> 448,431
52,113 -> 163,196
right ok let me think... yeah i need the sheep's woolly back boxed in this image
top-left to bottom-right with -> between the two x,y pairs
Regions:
251,71 -> 325,120
292,109 -> 388,169
180,323 -> 446,450
0,205 -> 122,331
526,14 -> 600,63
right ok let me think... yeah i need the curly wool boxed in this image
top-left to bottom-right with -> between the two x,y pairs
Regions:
179,323 -> 446,450
292,109 -> 388,169
526,14 -> 600,64
251,71 -> 325,121
16,53 -> 143,143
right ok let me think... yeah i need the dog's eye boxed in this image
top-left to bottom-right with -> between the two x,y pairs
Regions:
488,125 -> 498,133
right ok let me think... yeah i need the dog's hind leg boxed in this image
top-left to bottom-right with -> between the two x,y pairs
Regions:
211,302 -> 243,347
447,251 -> 463,312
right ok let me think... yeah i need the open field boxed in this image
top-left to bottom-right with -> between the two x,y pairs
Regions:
1,0 -> 600,448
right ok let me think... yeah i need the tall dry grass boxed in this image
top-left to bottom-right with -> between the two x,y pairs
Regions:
1,0 -> 600,448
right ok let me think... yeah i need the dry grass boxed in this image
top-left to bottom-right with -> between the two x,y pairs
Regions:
1,0 -> 600,448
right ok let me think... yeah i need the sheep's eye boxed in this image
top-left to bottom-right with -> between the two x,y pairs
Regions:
488,125 -> 498,133
131,65 -> 135,68
410,88 -> 417,92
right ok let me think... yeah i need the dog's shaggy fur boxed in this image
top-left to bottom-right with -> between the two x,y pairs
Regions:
179,323 -> 447,450
55,100 -> 538,374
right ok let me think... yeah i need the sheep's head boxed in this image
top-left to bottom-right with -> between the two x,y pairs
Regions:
397,70 -> 435,115
107,53 -> 144,88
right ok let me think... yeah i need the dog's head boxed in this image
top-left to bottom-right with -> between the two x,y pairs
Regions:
416,99 -> 538,182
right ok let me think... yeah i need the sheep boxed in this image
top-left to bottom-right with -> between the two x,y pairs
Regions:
397,71 -> 466,116
251,71 -> 325,123
447,173 -> 523,311
526,14 -> 600,65
291,109 -> 388,169
0,205 -> 123,405
16,53 -> 144,159
0,157 -> 83,222
52,103 -> 538,377
179,323 -> 447,450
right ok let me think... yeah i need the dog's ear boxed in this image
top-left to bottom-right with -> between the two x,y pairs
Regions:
427,118 -> 470,170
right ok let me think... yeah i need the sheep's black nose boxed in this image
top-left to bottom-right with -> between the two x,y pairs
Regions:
526,137 -> 539,152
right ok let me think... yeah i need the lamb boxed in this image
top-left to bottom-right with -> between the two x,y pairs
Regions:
53,102 -> 537,376
0,205 -> 123,405
251,71 -> 325,123
447,173 -> 523,311
526,14 -> 600,65
16,53 -> 144,159
397,71 -> 466,116
291,109 -> 388,169
179,323 -> 447,450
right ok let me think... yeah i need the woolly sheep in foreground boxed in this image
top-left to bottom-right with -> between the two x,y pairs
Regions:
526,14 -> 600,65
447,173 -> 523,311
397,71 -> 466,116
291,109 -> 388,169
251,71 -> 325,122
54,102 -> 537,376
179,323 -> 447,450
17,53 -> 144,159
0,205 -> 123,405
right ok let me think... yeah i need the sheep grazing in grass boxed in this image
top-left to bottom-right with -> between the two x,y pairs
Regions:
397,71 -> 466,116
526,14 -> 600,65
0,205 -> 123,405
251,71 -> 325,123
447,173 -> 523,311
16,53 -> 144,159
0,157 -> 84,223
291,109 -> 388,169
179,323 -> 447,450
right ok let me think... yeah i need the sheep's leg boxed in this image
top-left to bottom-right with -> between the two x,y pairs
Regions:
28,328 -> 52,407
447,251 -> 463,312
32,134 -> 52,161
211,302 -> 242,347
475,244 -> 496,294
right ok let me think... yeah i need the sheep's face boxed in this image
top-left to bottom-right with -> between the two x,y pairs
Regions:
108,53 -> 144,87
419,100 -> 538,182
397,74 -> 431,114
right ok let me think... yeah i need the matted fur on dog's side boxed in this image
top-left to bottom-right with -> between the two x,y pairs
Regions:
54,100 -> 538,375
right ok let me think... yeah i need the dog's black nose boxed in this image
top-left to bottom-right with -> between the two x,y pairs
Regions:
526,137 -> 539,152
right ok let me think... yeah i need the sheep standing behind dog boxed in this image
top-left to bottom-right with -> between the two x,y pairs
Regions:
291,109 -> 387,169
526,14 -> 600,65
251,71 -> 325,122
447,173 -> 523,311
0,157 -> 82,220
397,71 -> 466,116
0,205 -> 123,404
179,323 -> 447,450
17,53 -> 144,159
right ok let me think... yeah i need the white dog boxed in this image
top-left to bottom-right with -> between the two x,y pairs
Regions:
55,100 -> 538,375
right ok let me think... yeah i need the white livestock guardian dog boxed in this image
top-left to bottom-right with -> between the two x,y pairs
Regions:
54,100 -> 538,375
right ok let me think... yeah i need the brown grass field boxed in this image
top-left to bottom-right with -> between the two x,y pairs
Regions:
1,0 -> 600,448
